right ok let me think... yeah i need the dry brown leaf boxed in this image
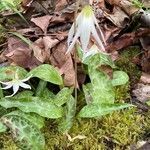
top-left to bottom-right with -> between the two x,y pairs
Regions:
132,83 -> 150,102
31,38 -> 47,63
42,36 -> 59,51
31,15 -> 52,33
104,6 -> 129,27
106,28 -> 150,52
140,73 -> 150,84
3,37 -> 41,69
50,40 -> 76,87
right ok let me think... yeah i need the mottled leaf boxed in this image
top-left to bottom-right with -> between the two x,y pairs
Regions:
0,97 -> 63,118
79,103 -> 133,118
0,122 -> 7,133
0,66 -> 27,81
54,88 -> 73,107
112,71 -> 129,86
1,115 -> 45,150
59,96 -> 76,133
5,110 -> 45,129
27,64 -> 63,85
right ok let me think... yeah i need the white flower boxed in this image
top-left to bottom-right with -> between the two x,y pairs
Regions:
67,5 -> 106,54
0,72 -> 32,97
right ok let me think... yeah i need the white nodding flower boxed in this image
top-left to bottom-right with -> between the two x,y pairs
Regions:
0,72 -> 32,97
67,5 -> 106,54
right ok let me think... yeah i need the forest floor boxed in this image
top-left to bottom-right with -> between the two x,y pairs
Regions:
0,0 -> 150,150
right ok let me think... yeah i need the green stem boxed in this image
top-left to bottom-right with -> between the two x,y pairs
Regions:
35,80 -> 47,97
0,85 -> 4,98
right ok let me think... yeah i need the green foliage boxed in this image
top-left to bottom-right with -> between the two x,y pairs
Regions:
0,97 -> 63,118
0,122 -> 7,133
5,111 -> 45,129
132,0 -> 144,8
79,53 -> 132,118
0,1 -> 28,25
27,64 -> 63,85
54,88 -> 73,107
111,71 -> 129,86
79,103 -> 133,118
1,115 -> 45,150
58,96 -> 76,133
0,66 -> 28,81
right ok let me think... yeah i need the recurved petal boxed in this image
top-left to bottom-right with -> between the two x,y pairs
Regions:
66,30 -> 80,53
1,84 -> 13,90
5,84 -> 20,97
13,84 -> 19,95
91,25 -> 106,52
80,18 -> 92,52
21,75 -> 32,82
0,80 -> 12,85
93,15 -> 106,45
67,13 -> 82,47
67,23 -> 75,47
19,82 -> 31,89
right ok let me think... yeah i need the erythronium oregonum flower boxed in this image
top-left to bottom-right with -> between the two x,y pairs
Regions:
0,72 -> 32,97
67,5 -> 106,54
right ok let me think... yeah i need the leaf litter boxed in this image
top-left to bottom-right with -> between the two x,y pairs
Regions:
0,0 -> 150,149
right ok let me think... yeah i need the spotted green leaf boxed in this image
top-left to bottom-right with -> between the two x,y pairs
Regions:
5,110 -> 45,129
0,97 -> 63,118
79,103 -> 133,118
27,64 -> 63,85
0,122 -> 7,133
58,96 -> 76,133
111,71 -> 129,86
0,66 -> 28,81
1,115 -> 45,150
54,88 -> 73,107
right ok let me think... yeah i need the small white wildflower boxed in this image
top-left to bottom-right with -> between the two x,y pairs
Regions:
0,72 -> 32,97
67,5 -> 106,54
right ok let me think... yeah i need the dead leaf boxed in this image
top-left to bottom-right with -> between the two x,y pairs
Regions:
104,6 -> 129,27
42,36 -> 59,51
132,83 -> 150,103
31,15 -> 52,33
3,37 -> 41,69
140,73 -> 150,84
50,40 -> 76,87
31,38 -> 47,63
106,28 -> 150,52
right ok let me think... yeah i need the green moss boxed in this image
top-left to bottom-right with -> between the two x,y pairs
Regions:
42,108 -> 149,150
114,83 -> 130,103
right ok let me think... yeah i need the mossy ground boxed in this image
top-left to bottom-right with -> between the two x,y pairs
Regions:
0,47 -> 149,150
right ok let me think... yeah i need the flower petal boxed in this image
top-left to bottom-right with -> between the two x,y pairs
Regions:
1,84 -> 13,90
19,82 -> 31,89
12,84 -> 19,96
91,25 -> 106,52
82,45 -> 99,61
0,80 -> 12,85
21,75 -> 32,82
67,23 -> 75,46
80,17 -> 92,52
93,15 -> 106,45
5,84 -> 19,97
66,30 -> 80,53
67,13 -> 82,47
